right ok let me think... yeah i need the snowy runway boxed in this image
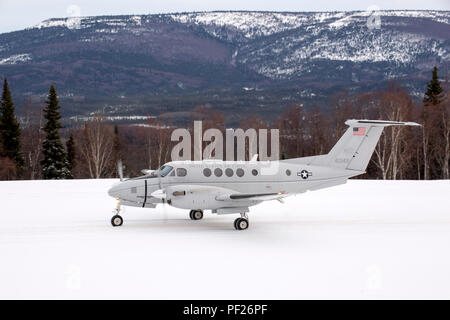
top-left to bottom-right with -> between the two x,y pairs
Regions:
0,179 -> 449,299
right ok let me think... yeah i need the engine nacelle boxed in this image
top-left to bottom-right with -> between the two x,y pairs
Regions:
165,185 -> 232,210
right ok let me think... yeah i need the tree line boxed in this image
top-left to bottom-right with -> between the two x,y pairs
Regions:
0,66 -> 448,180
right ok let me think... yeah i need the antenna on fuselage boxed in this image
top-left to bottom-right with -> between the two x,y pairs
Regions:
250,154 -> 258,162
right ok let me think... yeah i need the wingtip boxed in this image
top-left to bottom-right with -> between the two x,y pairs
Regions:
405,121 -> 422,126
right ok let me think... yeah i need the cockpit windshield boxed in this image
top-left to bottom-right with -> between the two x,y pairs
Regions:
156,165 -> 173,177
130,165 -> 173,180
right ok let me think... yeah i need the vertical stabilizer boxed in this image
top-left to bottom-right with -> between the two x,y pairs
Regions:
308,120 -> 420,172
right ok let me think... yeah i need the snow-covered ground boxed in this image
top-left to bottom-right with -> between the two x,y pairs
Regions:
0,179 -> 449,299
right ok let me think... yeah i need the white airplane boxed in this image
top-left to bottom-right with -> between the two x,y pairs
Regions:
108,119 -> 420,230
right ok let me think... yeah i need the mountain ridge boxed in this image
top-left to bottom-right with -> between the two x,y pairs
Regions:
0,10 -> 448,118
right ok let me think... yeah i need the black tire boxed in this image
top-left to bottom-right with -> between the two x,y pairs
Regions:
191,210 -> 203,220
234,218 -> 240,230
189,210 -> 194,220
111,215 -> 123,227
234,218 -> 249,230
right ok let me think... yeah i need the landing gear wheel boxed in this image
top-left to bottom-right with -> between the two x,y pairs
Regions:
234,218 -> 249,230
111,215 -> 123,227
189,210 -> 203,220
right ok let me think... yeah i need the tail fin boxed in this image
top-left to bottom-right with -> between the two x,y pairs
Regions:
294,119 -> 420,172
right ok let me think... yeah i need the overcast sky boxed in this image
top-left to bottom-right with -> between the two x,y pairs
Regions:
0,0 -> 449,33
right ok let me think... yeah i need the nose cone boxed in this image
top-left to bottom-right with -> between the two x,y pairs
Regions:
108,182 -> 122,198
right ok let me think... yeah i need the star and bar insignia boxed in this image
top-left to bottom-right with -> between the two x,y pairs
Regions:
298,170 -> 312,179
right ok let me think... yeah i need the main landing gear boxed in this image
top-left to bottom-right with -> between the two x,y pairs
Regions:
111,198 -> 123,227
189,209 -> 204,220
234,213 -> 249,230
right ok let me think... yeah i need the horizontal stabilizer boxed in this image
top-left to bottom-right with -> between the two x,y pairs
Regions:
345,119 -> 421,127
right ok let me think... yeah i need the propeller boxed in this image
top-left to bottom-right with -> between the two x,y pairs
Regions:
157,166 -> 169,222
158,167 -> 163,191
117,160 -> 124,182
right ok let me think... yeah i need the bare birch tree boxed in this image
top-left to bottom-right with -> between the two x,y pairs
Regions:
368,86 -> 414,179
142,116 -> 173,169
78,116 -> 114,179
433,91 -> 450,179
21,100 -> 44,179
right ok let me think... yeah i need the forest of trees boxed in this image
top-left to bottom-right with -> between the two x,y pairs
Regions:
0,66 -> 448,181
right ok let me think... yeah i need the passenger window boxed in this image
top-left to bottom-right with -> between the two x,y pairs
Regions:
203,168 -> 212,177
252,169 -> 258,176
214,168 -> 223,177
225,168 -> 233,177
177,168 -> 187,177
170,171 -> 175,176
236,168 -> 244,177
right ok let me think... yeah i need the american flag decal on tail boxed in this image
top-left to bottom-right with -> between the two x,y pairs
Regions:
353,127 -> 366,136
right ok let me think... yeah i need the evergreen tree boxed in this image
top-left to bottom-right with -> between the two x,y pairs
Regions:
423,66 -> 443,106
66,133 -> 75,178
0,78 -> 24,177
40,85 -> 71,179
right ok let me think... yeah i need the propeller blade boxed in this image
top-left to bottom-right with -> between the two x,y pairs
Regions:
158,169 -> 162,190
156,166 -> 168,222
117,160 -> 124,182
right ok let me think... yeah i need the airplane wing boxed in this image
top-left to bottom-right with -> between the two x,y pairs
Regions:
216,190 -> 288,202
151,185 -> 289,204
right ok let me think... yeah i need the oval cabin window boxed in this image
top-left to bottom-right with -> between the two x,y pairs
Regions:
214,168 -> 223,177
203,168 -> 212,177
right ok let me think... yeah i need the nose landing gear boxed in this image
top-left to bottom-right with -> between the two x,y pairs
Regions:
111,214 -> 123,227
111,198 -> 123,227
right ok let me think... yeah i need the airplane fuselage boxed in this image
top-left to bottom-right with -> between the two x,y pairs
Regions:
108,160 -> 359,211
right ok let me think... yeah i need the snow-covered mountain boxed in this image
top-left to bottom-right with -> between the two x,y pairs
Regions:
0,11 -> 448,113
171,11 -> 449,80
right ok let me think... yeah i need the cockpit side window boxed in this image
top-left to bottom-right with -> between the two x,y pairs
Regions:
177,168 -> 187,177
